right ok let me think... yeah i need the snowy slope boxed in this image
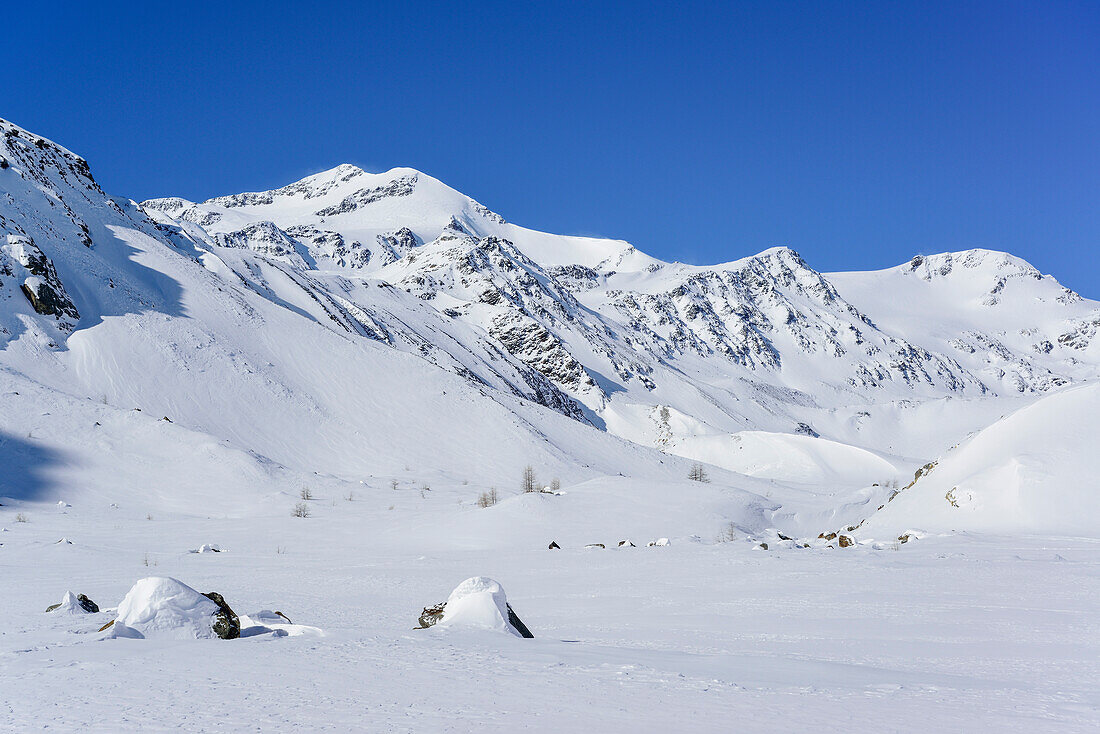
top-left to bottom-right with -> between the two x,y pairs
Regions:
859,381 -> 1100,537
140,163 -> 1100,476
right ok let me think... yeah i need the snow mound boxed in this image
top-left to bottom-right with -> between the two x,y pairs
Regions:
860,382 -> 1100,537
238,610 -> 323,638
438,577 -> 531,637
108,577 -> 226,640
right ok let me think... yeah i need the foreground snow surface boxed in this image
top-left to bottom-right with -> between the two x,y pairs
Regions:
2,496 -> 1097,733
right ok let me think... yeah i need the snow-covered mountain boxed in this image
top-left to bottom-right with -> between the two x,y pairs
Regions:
139,156 -> 1100,464
3,115 -> 1099,528
0,118 -> 680,489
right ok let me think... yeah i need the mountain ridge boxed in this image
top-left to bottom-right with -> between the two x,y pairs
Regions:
3,116 -> 1098,481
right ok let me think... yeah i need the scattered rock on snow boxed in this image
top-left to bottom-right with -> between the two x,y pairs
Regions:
547,541 -> 561,550
617,540 -> 635,547
585,543 -> 605,549
838,535 -> 855,548
45,591 -> 99,614
201,592 -> 241,640
647,538 -> 670,547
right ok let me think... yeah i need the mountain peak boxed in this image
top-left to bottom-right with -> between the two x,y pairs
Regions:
904,248 -> 1045,284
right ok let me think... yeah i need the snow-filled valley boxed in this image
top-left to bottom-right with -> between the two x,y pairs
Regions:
1,117 -> 1099,732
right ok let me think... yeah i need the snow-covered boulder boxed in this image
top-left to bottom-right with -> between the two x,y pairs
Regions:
428,577 -> 533,638
106,577 -> 240,640
45,591 -> 99,614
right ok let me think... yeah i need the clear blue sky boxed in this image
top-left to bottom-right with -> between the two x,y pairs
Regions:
5,1 -> 1098,295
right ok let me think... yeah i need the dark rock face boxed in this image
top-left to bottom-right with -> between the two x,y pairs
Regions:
5,235 -> 79,320
287,225 -> 370,268
314,175 -> 418,217
548,541 -> 561,549
75,594 -> 99,613
214,221 -> 307,264
201,591 -> 241,640
506,604 -> 534,639
374,227 -> 420,265
21,282 -> 71,317
489,313 -> 599,397
838,535 -> 854,548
